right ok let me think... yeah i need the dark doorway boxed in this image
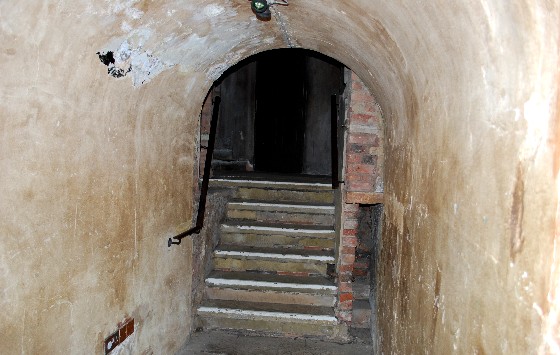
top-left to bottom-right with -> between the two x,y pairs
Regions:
206,49 -> 344,176
254,50 -> 306,173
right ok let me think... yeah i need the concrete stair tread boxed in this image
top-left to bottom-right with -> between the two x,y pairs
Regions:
211,171 -> 332,184
351,300 -> 372,329
226,202 -> 335,227
352,284 -> 370,300
214,245 -> 335,263
197,300 -> 349,340
209,178 -> 333,191
220,219 -> 336,250
207,270 -> 337,293
223,219 -> 335,229
205,271 -> 337,306
228,200 -> 335,212
229,199 -> 334,207
219,235 -> 335,250
222,220 -> 335,236
199,299 -> 336,320
203,174 -> 345,337
352,299 -> 371,310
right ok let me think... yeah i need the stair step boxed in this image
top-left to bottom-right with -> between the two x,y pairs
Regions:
210,178 -> 333,191
352,277 -> 371,300
205,271 -> 337,306
351,300 -> 372,329
204,175 -> 345,338
228,201 -> 335,214
220,232 -> 336,250
197,299 -> 348,340
213,246 -> 335,275
221,222 -> 335,238
206,271 -> 337,292
199,299 -> 335,319
227,201 -> 334,226
220,221 -> 335,250
209,177 -> 334,204
214,246 -> 335,262
236,188 -> 334,204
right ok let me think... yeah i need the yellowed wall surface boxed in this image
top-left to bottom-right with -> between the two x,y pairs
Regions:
0,0 -> 558,353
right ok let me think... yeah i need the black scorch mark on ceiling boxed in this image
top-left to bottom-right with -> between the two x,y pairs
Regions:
96,51 -> 131,78
97,51 -> 115,66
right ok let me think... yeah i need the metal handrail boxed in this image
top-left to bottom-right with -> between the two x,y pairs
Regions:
168,96 -> 221,247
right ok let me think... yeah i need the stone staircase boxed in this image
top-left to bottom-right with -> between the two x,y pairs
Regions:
196,176 -> 348,340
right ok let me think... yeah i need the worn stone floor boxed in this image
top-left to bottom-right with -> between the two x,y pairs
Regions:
177,329 -> 373,355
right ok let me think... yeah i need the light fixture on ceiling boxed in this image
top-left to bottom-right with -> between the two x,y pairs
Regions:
250,0 -> 288,21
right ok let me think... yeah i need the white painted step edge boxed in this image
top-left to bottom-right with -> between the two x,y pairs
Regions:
228,202 -> 335,211
206,277 -> 337,291
211,178 -> 332,188
198,306 -> 338,324
222,225 -> 334,234
214,250 -> 335,262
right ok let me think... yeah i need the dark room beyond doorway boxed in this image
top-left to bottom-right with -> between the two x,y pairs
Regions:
207,49 -> 344,176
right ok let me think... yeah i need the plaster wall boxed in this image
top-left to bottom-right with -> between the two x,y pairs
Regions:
213,62 -> 256,167
302,55 -> 343,176
0,3 -> 205,353
0,0 -> 558,354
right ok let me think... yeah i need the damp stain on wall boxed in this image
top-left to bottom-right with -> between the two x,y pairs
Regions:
509,163 -> 525,261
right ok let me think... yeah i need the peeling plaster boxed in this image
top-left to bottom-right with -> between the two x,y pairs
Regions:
97,40 -> 172,86
201,4 -> 226,18
98,24 -> 163,80
96,1 -> 272,86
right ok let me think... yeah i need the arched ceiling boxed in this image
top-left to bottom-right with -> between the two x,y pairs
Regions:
87,0 -> 557,147
0,1 -> 558,353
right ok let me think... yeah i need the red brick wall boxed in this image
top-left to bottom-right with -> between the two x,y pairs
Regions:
345,72 -> 384,196
336,72 -> 384,324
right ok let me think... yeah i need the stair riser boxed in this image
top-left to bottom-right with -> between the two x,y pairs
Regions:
197,315 -> 348,341
228,203 -> 335,215
235,188 -> 334,204
220,233 -> 335,250
352,283 -> 371,300
205,287 -> 336,307
352,307 -> 372,329
226,209 -> 334,226
205,177 -> 342,336
221,225 -> 335,239
213,257 -> 328,276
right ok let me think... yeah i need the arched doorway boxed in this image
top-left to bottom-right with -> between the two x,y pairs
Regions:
205,48 -> 344,176
190,47 -> 385,341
